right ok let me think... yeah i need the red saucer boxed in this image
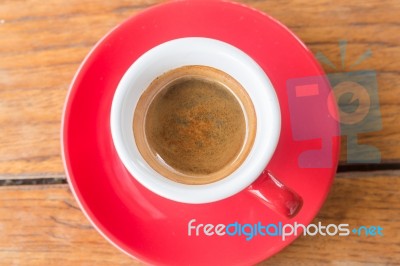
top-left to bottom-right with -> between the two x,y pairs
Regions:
62,1 -> 340,265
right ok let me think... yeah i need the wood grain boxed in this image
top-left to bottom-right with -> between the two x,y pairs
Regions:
0,0 -> 399,178
0,0 -> 163,177
262,171 -> 400,265
0,184 -> 138,266
1,2 -> 398,264
0,172 -> 399,265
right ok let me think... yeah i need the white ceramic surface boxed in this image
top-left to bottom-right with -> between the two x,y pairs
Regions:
110,37 -> 281,204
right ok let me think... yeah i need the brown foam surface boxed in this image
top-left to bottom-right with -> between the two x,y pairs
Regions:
133,66 -> 256,185
146,77 -> 246,175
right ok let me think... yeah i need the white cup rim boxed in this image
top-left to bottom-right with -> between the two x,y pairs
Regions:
110,37 -> 281,204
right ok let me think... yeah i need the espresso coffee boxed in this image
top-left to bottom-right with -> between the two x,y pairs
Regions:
133,66 -> 256,185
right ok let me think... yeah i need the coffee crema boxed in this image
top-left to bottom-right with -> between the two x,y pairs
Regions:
133,66 -> 256,185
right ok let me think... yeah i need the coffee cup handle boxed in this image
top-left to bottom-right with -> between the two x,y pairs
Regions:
247,170 -> 302,218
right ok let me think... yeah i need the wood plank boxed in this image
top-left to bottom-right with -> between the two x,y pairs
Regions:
0,0 -> 163,177
0,171 -> 399,265
262,171 -> 400,265
250,0 -> 400,164
0,184 -> 138,265
0,0 -> 399,178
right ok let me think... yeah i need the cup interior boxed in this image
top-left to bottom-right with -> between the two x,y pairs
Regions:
133,65 -> 257,185
111,37 -> 281,204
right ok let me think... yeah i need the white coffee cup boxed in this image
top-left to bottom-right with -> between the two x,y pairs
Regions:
111,37 -> 283,206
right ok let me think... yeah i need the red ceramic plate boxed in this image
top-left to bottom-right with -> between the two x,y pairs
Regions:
62,1 -> 340,265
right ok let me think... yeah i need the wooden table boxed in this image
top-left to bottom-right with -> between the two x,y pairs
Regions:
1,0 -> 399,265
